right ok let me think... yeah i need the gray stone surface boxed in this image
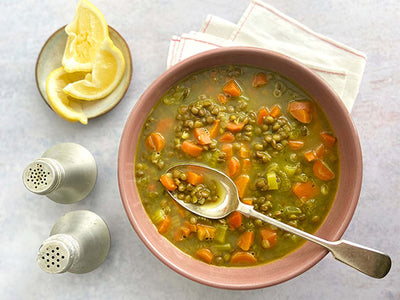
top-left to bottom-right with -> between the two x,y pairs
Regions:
0,0 -> 398,299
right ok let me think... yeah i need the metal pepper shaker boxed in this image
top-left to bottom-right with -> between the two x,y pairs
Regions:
22,143 -> 97,204
37,210 -> 111,274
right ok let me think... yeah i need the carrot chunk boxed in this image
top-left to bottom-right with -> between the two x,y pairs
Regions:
269,104 -> 281,118
227,211 -> 242,230
241,158 -> 251,174
218,93 -> 228,104
218,131 -> 235,142
195,248 -> 214,264
238,144 -> 250,158
237,231 -> 254,251
160,173 -> 177,191
194,128 -> 212,145
234,174 -> 250,198
221,143 -> 233,159
187,171 -> 203,186
155,118 -> 174,134
227,156 -> 240,178
183,221 -> 197,233
257,107 -> 269,125
174,226 -> 191,242
288,101 -> 313,123
145,132 -> 165,152
304,150 -> 317,162
320,131 -> 337,147
288,139 -> 305,150
209,119 -> 220,138
252,72 -> 268,88
223,80 -> 242,97
226,122 -> 245,133
241,198 -> 254,205
292,181 -> 319,200
230,251 -> 257,264
181,141 -> 203,157
315,143 -> 325,159
157,215 -> 171,234
197,224 -> 216,241
313,159 -> 335,181
260,228 -> 277,248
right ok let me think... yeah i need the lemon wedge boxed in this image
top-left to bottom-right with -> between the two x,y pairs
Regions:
62,0 -> 108,72
63,37 -> 125,100
46,67 -> 88,124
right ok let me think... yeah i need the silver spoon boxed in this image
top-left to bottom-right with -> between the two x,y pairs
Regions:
165,164 -> 391,278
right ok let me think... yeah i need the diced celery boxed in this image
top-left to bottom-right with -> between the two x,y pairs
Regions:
321,184 -> 329,195
303,198 -> 317,216
284,206 -> 302,215
294,173 -> 308,183
284,164 -> 298,177
211,243 -> 232,253
150,151 -> 161,163
215,224 -> 228,243
278,171 -> 291,192
267,171 -> 279,190
162,87 -> 190,105
237,95 -> 250,102
205,149 -> 223,168
181,131 -> 190,139
152,209 -> 166,224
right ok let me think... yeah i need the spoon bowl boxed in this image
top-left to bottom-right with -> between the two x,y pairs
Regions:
166,164 -> 239,219
166,164 -> 391,279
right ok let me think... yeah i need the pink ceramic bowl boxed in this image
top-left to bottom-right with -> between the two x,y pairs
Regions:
118,47 -> 362,289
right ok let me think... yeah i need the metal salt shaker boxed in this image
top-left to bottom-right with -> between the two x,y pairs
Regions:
22,143 -> 97,204
37,210 -> 111,274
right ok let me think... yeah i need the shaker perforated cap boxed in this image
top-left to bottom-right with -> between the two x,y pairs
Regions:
37,234 -> 78,274
37,211 -> 110,274
22,158 -> 63,195
22,143 -> 97,204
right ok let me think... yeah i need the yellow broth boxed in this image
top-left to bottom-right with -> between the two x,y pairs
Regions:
135,65 -> 339,266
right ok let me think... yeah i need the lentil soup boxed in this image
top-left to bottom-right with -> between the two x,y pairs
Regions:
135,65 -> 339,266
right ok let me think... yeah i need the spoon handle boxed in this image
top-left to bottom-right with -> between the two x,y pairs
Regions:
237,203 -> 391,278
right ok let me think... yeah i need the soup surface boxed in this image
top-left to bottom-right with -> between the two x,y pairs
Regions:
135,65 -> 339,266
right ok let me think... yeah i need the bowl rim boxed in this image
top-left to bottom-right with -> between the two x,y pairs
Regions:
118,47 -> 362,290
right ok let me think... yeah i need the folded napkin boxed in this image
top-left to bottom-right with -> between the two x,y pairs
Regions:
167,0 -> 366,111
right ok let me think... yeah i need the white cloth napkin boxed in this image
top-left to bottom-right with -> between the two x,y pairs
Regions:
167,0 -> 366,111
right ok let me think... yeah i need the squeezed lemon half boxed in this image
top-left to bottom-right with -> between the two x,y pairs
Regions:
62,0 -> 109,73
46,67 -> 88,125
63,37 -> 125,101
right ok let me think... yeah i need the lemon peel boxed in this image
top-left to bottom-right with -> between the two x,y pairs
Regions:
46,67 -> 88,124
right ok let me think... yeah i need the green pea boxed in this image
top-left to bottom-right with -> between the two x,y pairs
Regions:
211,107 -> 219,115
266,116 -> 274,124
254,143 -> 264,151
273,123 -> 281,131
191,107 -> 199,115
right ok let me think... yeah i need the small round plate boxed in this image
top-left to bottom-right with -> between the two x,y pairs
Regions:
36,26 -> 132,120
